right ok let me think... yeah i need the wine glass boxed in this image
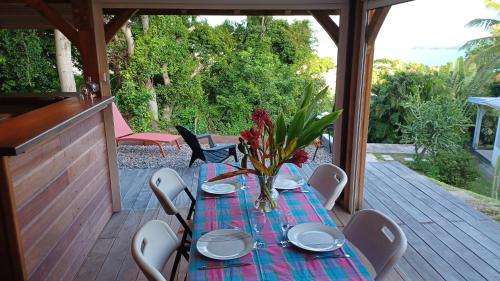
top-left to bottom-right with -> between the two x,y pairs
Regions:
240,174 -> 247,191
251,209 -> 267,248
278,210 -> 295,247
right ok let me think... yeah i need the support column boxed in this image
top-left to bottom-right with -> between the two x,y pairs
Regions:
91,4 -> 122,212
354,6 -> 390,209
472,107 -> 485,149
333,0 -> 368,212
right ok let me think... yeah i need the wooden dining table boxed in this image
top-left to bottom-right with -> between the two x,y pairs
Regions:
188,163 -> 373,281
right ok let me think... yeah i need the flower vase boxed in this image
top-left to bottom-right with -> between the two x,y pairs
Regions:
254,175 -> 279,212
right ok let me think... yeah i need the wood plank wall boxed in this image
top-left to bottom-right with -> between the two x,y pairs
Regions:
7,112 -> 113,280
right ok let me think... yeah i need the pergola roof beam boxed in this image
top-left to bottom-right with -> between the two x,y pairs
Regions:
24,0 -> 79,45
104,9 -> 139,44
103,8 -> 339,16
310,10 -> 339,46
367,0 -> 413,10
96,0 -> 349,10
366,6 -> 390,44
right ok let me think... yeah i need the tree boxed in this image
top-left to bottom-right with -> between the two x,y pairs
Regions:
400,95 -> 471,157
462,0 -> 500,96
54,30 -> 76,92
368,62 -> 450,143
0,30 -> 59,92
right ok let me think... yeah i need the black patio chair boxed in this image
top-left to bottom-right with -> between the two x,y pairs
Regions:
175,125 -> 238,167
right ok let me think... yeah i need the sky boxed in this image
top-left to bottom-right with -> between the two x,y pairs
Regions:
201,0 -> 497,66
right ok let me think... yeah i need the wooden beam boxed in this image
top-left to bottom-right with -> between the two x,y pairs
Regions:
25,0 -> 79,45
92,5 -> 122,211
355,7 -> 391,209
365,6 -> 390,45
71,0 -> 100,87
367,0 -> 413,10
332,0 -> 367,212
104,9 -> 138,44
97,0 -> 350,11
310,10 -> 339,46
103,8 -> 339,16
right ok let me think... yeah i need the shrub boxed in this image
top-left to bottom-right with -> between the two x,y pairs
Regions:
400,95 -> 471,157
412,149 -> 479,187
368,64 -> 450,143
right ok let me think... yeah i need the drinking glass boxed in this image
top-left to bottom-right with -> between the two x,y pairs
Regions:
278,210 -> 295,247
251,209 -> 267,248
240,174 -> 247,191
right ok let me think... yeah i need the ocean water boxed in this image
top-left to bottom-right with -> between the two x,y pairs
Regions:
374,47 -> 465,66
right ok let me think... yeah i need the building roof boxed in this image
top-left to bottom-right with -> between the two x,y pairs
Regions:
467,97 -> 500,110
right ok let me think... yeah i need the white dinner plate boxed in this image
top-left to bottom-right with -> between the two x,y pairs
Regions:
287,223 -> 345,252
273,174 -> 305,190
201,180 -> 241,195
196,229 -> 254,260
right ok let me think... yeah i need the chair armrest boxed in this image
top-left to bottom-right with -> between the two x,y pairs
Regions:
196,133 -> 215,147
203,143 -> 236,151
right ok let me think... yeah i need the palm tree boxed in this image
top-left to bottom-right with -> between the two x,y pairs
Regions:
462,1 -> 499,95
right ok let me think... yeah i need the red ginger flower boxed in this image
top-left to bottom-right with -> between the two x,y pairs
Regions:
287,149 -> 308,167
252,108 -> 272,130
240,127 -> 261,150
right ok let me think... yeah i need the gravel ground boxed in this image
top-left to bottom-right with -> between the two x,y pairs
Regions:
117,143 -> 332,169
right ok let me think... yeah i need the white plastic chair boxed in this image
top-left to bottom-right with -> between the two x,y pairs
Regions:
343,209 -> 407,281
131,220 -> 189,281
307,163 -> 348,210
149,168 -> 196,237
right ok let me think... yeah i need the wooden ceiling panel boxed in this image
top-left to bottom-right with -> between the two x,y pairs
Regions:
0,3 -> 73,29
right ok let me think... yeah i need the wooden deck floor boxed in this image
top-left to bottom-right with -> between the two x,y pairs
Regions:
75,162 -> 500,281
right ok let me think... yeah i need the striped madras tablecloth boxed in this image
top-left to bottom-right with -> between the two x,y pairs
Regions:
188,163 -> 373,281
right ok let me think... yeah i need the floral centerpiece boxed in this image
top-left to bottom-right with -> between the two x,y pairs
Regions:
209,83 -> 342,212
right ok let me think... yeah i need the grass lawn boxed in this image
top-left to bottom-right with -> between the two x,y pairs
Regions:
430,178 -> 500,222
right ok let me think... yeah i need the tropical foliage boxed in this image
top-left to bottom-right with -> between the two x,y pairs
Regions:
462,0 -> 500,96
0,16 -> 334,136
109,16 -> 334,135
0,30 -> 60,92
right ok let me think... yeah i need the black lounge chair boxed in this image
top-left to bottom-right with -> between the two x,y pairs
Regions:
175,126 -> 238,167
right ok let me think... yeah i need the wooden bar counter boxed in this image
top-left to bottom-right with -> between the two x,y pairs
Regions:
0,96 -> 119,280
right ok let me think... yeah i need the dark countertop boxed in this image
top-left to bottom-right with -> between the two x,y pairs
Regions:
0,96 -> 114,156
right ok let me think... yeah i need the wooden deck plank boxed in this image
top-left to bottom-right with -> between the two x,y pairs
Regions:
393,257 -> 423,281
369,163 -> 462,222
367,172 -> 474,280
384,162 -> 488,224
453,221 -> 500,258
365,168 -> 432,223
397,238 -> 444,281
388,161 -> 490,221
74,238 -> 114,281
424,222 -> 500,280
364,188 -> 402,224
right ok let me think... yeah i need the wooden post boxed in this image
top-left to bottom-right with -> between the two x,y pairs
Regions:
105,9 -> 139,44
71,0 -> 100,88
332,0 -> 367,212
91,4 -> 122,212
354,6 -> 390,209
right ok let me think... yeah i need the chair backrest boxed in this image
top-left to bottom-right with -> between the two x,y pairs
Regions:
112,102 -> 134,138
343,209 -> 407,281
175,126 -> 202,152
149,168 -> 187,215
131,220 -> 180,281
307,163 -> 348,210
